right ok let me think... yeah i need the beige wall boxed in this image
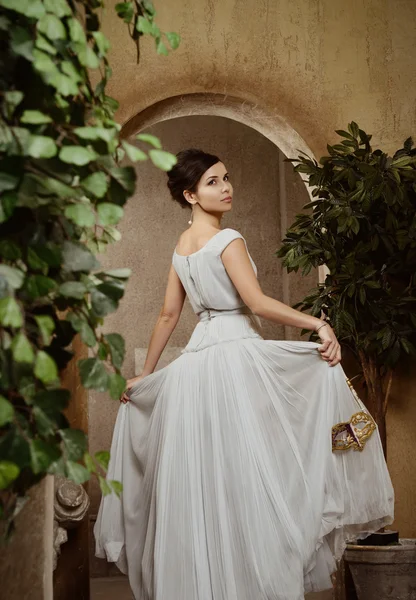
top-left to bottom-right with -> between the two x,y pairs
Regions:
102,0 -> 416,158
91,0 -> 416,543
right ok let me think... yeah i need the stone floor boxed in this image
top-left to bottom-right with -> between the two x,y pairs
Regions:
90,577 -> 334,599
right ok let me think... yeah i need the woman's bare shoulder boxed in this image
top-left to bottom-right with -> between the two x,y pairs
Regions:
175,227 -> 222,254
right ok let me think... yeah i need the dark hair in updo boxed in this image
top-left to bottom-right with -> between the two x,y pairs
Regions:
167,148 -> 221,208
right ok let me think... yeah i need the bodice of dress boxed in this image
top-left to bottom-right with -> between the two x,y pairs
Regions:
172,228 -> 257,317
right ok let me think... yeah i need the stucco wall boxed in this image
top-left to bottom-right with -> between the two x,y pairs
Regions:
102,0 -> 416,158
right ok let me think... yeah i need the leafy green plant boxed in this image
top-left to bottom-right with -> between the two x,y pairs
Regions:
0,0 -> 179,532
278,123 -> 416,453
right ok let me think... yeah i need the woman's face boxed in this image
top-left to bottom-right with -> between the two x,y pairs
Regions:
187,162 -> 233,215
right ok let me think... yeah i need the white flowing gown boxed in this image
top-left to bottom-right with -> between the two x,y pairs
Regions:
94,228 -> 394,600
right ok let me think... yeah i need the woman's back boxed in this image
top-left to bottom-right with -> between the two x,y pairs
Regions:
172,228 -> 257,315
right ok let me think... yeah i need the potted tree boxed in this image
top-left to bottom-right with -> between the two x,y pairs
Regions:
278,123 -> 416,600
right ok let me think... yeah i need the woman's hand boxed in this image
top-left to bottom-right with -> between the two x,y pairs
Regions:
120,375 -> 145,404
316,322 -> 341,367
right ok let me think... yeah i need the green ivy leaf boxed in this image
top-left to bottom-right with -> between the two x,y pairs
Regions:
0,0 -> 45,18
77,45 -> 100,69
43,0 -> 71,17
0,395 -> 14,427
35,175 -> 78,199
33,406 -> 56,436
34,351 -> 58,383
59,146 -> 98,166
66,460 -> 90,484
97,342 -> 108,360
67,17 -> 86,44
36,33 -> 57,55
115,2 -> 134,23
33,48 -> 58,74
0,297 -> 23,327
104,333 -> 125,370
34,315 -> 55,346
98,473 -> 111,495
109,479 -> 123,497
108,166 -> 136,193
156,39 -> 168,56
59,428 -> 87,461
121,141 -> 147,162
0,265 -> 25,290
37,14 -> 67,40
102,226 -> 121,243
74,127 -> 116,142
27,135 -> 57,159
10,27 -> 34,61
81,172 -> 108,198
91,288 -> 118,317
136,133 -> 161,149
25,274 -> 57,299
48,457 -> 66,476
59,281 -> 87,299
137,16 -> 154,34
149,149 -> 177,171
62,241 -> 100,272
108,372 -> 126,400
66,313 -> 96,347
21,110 -> 52,124
64,203 -> 95,227
97,203 -> 124,226
0,428 -> 31,469
165,31 -> 181,50
98,281 -> 124,301
0,172 -> 19,192
83,452 -> 96,473
92,31 -> 110,57
61,60 -> 82,83
102,268 -> 131,279
33,389 -> 70,416
11,332 -> 35,364
95,450 -> 110,471
30,439 -> 61,474
0,15 -> 9,30
0,461 -> 20,490
49,72 -> 79,96
78,357 -> 109,391
27,247 -> 48,272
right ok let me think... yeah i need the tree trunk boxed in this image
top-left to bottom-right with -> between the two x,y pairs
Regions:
358,352 -> 388,457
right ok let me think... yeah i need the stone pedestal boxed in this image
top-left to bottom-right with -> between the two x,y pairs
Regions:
0,476 -> 54,600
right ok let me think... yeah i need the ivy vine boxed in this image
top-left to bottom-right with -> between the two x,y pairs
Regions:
0,0 -> 180,534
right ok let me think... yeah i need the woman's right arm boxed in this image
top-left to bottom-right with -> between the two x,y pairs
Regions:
221,239 -> 341,366
121,265 -> 186,402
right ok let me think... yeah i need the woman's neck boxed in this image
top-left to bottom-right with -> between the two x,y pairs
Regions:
191,206 -> 222,230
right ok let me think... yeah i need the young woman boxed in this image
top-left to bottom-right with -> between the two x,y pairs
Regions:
94,149 -> 394,600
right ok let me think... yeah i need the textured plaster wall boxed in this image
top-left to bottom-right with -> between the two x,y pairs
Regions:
102,0 -> 416,158
91,0 -> 416,543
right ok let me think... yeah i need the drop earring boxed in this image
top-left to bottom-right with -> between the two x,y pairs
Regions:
188,207 -> 193,226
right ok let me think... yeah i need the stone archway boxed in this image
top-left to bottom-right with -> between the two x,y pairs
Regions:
121,92 -> 315,164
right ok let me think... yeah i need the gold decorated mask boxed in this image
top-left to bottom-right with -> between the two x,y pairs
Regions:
332,410 -> 377,452
331,379 -> 377,452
